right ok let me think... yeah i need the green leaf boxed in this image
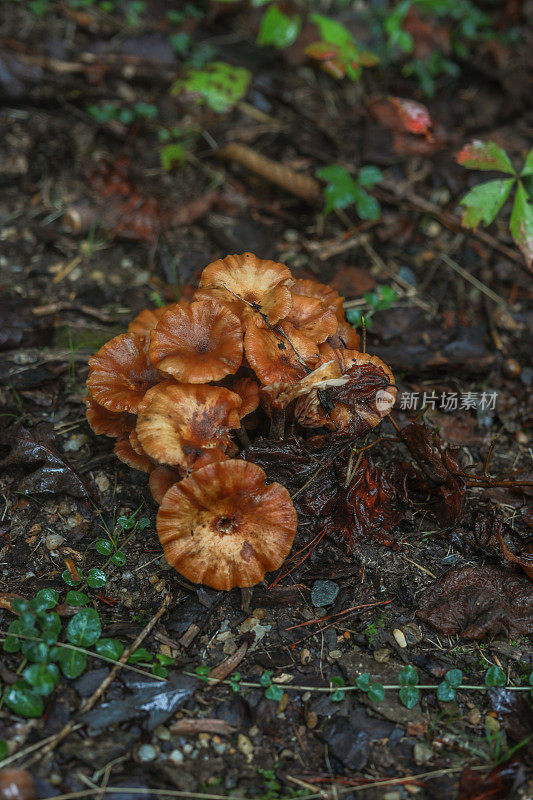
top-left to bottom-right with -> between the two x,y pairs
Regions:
521,148 -> 533,177
67,608 -> 101,647
94,539 -> 114,556
195,665 -> 210,680
171,62 -> 251,113
257,5 -> 301,49
358,165 -> 383,187
398,665 -> 418,686
0,739 -> 8,760
355,673 -> 371,692
510,181 -> 533,269
55,647 -> 87,679
21,640 -> 49,664
265,684 -> 284,702
152,664 -> 168,678
399,686 -> 419,709
457,140 -> 515,174
317,164 -> 359,215
111,551 -> 127,566
355,188 -> 381,221
330,676 -> 345,701
485,666 -> 506,688
39,612 -> 61,645
529,670 -> 533,686
4,619 -> 25,652
310,13 -> 354,48
445,669 -> 463,688
5,681 -> 44,718
367,683 -> 385,703
23,663 -> 60,696
156,654 -> 175,666
94,638 -> 125,660
137,517 -> 151,531
87,568 -> 107,589
128,647 -> 153,664
460,178 -> 514,228
65,591 -> 90,606
437,681 -> 456,702
259,670 -> 273,688
11,598 -> 28,614
62,569 -> 83,587
29,588 -> 59,612
160,144 -> 186,171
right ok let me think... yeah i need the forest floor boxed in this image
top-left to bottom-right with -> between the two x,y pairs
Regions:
0,2 -> 532,799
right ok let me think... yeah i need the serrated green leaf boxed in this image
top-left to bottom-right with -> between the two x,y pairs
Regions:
437,681 -> 456,702
5,681 -> 44,718
355,188 -> 381,221
87,568 -> 107,589
368,683 -> 385,702
257,5 -> 301,49
171,62 -> 250,113
358,165 -> 383,187
398,664 -> 418,685
55,647 -> 87,679
510,181 -> 533,270
67,608 -> 101,647
485,665 -> 506,688
521,148 -> 533,177
317,164 -> 359,215
457,140 -> 515,174
29,588 -> 59,612
94,638 -> 125,661
399,686 -> 419,709
460,178 -> 514,228
65,591 -> 90,606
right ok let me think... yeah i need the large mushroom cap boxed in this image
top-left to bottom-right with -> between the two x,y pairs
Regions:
114,436 -> 153,473
149,465 -> 182,504
157,459 -> 297,590
286,293 -> 338,343
244,319 -> 319,385
87,333 -> 160,413
197,252 -> 292,326
128,304 -> 178,336
290,278 -> 359,349
136,383 -> 242,469
149,299 -> 243,383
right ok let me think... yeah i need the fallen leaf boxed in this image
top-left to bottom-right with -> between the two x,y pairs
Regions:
456,759 -> 525,800
389,97 -> 433,139
417,566 -> 533,640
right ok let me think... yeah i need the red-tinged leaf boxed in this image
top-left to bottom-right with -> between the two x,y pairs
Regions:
510,181 -> 533,270
359,50 -> 379,66
460,178 -> 515,229
456,140 -> 515,174
389,97 -> 433,138
305,42 -> 341,62
457,759 -> 525,800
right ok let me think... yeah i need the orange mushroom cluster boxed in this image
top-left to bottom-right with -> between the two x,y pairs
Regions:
86,252 -> 396,591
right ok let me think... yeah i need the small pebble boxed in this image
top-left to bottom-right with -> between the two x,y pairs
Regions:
502,358 -> 521,379
393,629 -> 407,648
155,725 -> 170,741
468,708 -> 481,726
45,533 -> 65,551
485,715 -> 500,735
383,793 -> 401,800
183,743 -> 193,754
212,737 -> 227,756
237,734 -> 254,762
413,743 -> 433,765
373,647 -> 390,663
63,433 -> 88,452
300,648 -> 312,665
137,744 -> 157,763
95,472 -> 110,493
306,711 -> 318,730
311,580 -> 339,607
329,649 -> 342,660
169,749 -> 184,765
403,622 -> 423,646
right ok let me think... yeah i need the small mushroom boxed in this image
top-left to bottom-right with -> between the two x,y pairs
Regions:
244,318 -> 319,385
149,466 -> 182,504
85,397 -> 135,438
87,333 -> 160,413
290,278 -> 359,349
149,299 -> 243,383
228,377 -> 260,417
128,304 -> 178,335
196,252 -> 293,326
285,293 -> 338,343
136,383 -> 242,469
114,436 -> 153,473
157,459 -> 297,590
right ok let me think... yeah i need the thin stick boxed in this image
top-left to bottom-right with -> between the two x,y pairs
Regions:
285,599 -> 393,631
26,593 -> 171,766
483,436 -> 498,477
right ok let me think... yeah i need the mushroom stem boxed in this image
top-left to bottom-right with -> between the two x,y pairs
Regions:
270,409 -> 286,440
236,425 -> 251,449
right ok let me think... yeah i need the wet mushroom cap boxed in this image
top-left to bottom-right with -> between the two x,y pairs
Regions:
136,383 -> 242,469
114,436 -> 153,473
286,293 -> 338,343
197,252 -> 293,326
149,299 -> 243,383
229,377 -> 260,417
85,397 -> 135,438
157,459 -> 297,590
128,304 -> 178,336
149,465 -> 182,504
87,333 -> 160,413
244,319 -> 319,385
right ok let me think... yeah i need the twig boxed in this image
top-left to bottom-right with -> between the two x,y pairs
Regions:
285,599 -> 393,631
26,594 -> 171,766
439,255 -> 508,308
33,302 -> 126,323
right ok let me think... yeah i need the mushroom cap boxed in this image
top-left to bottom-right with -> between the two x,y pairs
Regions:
136,383 -> 242,469
157,459 -> 297,590
197,252 -> 292,326
128,304 -> 178,336
149,466 -> 182,504
262,357 -> 346,410
114,436 -> 153,473
286,293 -> 338,343
294,349 -> 396,433
328,319 -> 360,350
290,279 -> 360,349
87,333 -> 160,413
85,397 -> 135,438
137,379 -> 181,413
229,377 -> 260,417
149,299 -> 243,383
244,319 -> 319,385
